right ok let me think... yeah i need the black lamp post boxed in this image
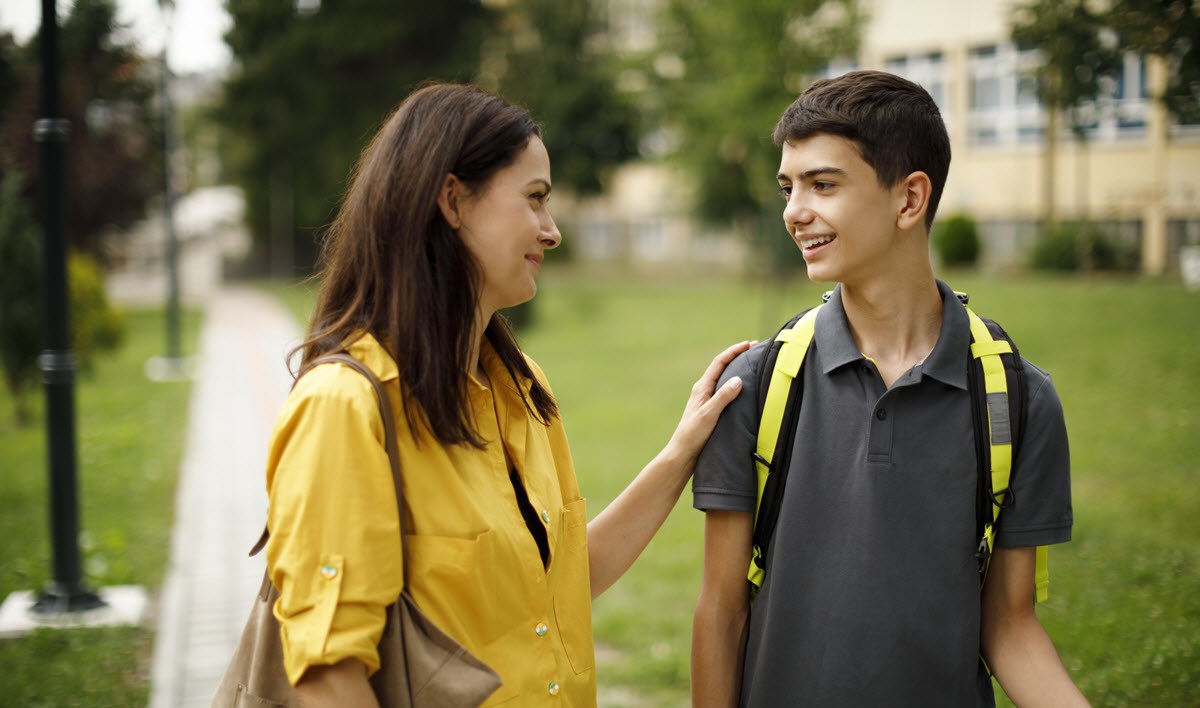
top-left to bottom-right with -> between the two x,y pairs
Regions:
161,0 -> 182,364
31,0 -> 104,614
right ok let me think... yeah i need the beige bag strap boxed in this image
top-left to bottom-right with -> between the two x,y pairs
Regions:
248,351 -> 406,557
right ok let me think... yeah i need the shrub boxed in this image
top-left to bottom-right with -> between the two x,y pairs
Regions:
1031,225 -> 1079,271
0,167 -> 43,423
1031,223 -> 1140,273
0,166 -> 124,423
68,251 -> 125,373
933,213 -> 981,268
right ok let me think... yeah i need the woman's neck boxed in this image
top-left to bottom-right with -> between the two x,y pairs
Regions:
469,307 -> 495,387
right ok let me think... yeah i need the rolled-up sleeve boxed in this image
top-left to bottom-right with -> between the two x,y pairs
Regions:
264,365 -> 405,686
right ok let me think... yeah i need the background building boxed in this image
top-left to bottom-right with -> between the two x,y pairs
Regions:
579,0 -> 1200,275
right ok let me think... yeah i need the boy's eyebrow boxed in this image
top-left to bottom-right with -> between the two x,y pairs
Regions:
777,167 -> 848,182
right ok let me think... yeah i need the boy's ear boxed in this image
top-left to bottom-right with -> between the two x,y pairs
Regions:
437,174 -> 466,230
896,171 -> 932,231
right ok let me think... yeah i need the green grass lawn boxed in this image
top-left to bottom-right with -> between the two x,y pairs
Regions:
273,269 -> 1200,707
0,306 -> 200,707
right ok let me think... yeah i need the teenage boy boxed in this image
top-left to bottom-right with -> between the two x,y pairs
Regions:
690,71 -> 1088,707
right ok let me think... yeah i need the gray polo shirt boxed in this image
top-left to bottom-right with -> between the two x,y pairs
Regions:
693,281 -> 1073,708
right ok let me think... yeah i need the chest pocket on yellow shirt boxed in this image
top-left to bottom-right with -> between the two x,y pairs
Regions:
552,498 -> 595,675
405,529 -> 513,648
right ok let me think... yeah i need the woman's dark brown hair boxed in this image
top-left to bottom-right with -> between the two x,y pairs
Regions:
295,82 -> 557,446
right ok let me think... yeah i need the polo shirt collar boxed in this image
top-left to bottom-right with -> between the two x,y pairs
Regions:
813,285 -> 864,374
813,280 -> 971,390
921,280 -> 971,390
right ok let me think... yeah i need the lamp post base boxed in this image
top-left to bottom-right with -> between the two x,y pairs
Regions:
0,585 -> 149,639
31,582 -> 106,614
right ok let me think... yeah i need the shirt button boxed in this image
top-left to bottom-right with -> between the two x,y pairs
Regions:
875,408 -> 888,421
535,623 -> 549,637
540,509 -> 550,524
548,681 -> 560,696
320,564 -> 337,579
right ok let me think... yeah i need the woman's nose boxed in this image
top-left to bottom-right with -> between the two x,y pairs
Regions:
541,210 -> 562,248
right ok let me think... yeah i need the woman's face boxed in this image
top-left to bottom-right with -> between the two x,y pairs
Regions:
455,136 -> 562,316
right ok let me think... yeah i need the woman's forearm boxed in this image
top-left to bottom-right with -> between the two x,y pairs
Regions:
294,658 -> 380,708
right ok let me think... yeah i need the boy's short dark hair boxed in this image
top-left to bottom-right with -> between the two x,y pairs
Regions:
773,70 -> 951,230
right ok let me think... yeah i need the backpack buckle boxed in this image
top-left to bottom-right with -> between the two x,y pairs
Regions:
975,536 -> 991,576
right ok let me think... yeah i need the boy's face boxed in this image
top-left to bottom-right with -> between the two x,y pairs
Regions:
776,134 -> 906,285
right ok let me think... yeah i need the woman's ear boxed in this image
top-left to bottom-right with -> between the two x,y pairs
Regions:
896,171 -> 932,232
437,174 -> 465,230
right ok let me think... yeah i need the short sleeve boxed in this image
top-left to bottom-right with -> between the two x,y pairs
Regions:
993,361 -> 1074,548
692,344 -> 766,513
264,364 -> 405,685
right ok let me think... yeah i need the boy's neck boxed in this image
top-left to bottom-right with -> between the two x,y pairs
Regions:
839,266 -> 942,387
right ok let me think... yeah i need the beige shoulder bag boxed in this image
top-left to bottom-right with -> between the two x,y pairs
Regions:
211,352 -> 502,707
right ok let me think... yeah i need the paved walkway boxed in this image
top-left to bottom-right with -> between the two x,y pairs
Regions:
148,288 -> 302,708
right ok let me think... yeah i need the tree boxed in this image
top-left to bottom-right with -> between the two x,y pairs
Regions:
0,0 -> 162,258
1105,0 -> 1199,274
1109,0 -> 1200,124
486,0 -> 640,196
0,166 -> 42,424
218,0 -> 491,276
0,165 -> 123,424
650,0 -> 862,232
1010,0 -> 1120,271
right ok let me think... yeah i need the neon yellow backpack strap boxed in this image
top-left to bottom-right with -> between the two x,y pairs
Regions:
747,305 -> 822,589
966,306 -> 1049,602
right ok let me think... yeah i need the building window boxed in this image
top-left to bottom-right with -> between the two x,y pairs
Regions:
1113,53 -> 1148,132
885,51 -> 948,119
631,219 -> 666,261
967,43 -> 1044,146
580,220 -> 622,261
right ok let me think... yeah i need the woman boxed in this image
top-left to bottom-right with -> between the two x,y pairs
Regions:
265,83 -> 747,706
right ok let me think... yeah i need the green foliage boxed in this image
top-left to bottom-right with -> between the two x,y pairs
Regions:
489,0 -> 640,195
1010,0 -> 1121,130
933,213 -> 982,268
0,0 -> 162,256
218,0 -> 491,274
0,167 -> 123,424
1030,223 -> 1139,272
1108,0 -> 1200,124
68,251 -> 125,372
0,167 -> 42,423
650,0 -> 863,226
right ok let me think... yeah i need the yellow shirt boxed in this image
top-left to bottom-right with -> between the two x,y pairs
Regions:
265,332 -> 596,706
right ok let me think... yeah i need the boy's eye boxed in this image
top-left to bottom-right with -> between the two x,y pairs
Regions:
778,186 -> 792,200
813,181 -> 834,191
